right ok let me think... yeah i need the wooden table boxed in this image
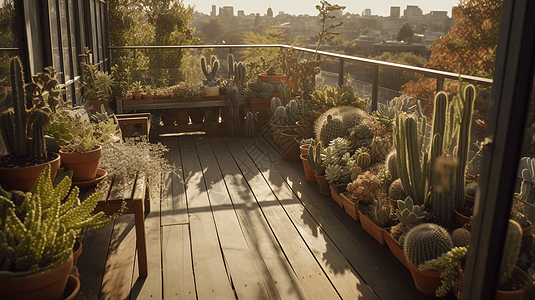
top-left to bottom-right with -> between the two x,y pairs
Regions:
82,171 -> 150,277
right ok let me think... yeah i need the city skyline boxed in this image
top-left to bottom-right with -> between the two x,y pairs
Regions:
184,1 -> 461,17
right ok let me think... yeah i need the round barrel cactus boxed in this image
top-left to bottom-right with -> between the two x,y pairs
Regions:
403,223 -> 454,266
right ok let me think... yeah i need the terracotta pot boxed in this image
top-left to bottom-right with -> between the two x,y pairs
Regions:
132,93 -> 143,100
384,229 -> 408,268
406,259 -> 442,297
296,122 -> 314,137
115,96 -> 133,101
88,100 -> 109,114
340,193 -> 358,220
300,144 -> 311,156
271,125 -> 296,145
73,240 -> 83,266
458,265 -> 530,300
521,221 -> 533,254
0,254 -> 73,300
259,72 -> 287,82
358,210 -> 386,245
330,182 -> 347,194
330,184 -> 345,207
59,145 -> 102,182
142,94 -> 154,99
280,132 -> 300,160
465,194 -> 475,203
0,152 -> 61,192
204,86 -> 220,97
64,274 -> 81,300
314,173 -> 331,195
300,154 -> 316,182
455,209 -> 470,226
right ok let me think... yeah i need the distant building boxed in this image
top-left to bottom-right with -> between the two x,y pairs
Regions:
404,5 -> 423,21
429,11 -> 448,21
362,9 -> 371,17
390,7 -> 400,19
219,6 -> 234,17
237,10 -> 245,17
278,11 -> 285,16
373,40 -> 429,57
354,35 -> 379,55
211,5 -> 216,17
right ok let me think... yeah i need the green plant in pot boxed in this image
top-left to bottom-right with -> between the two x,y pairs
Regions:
201,55 -> 220,97
0,166 -> 116,300
78,59 -> 116,112
45,108 -> 120,182
131,81 -> 143,100
0,58 -> 61,192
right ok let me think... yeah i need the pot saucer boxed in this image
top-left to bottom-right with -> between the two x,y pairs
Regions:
73,169 -> 108,188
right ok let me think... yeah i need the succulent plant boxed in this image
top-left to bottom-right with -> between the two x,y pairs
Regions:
451,228 -> 471,247
270,106 -> 289,126
346,171 -> 381,204
370,198 -> 392,227
227,86 -> 240,136
201,55 -> 220,87
388,178 -> 406,200
348,124 -> 373,149
395,196 -> 428,228
270,97 -> 282,115
355,147 -> 371,170
419,246 -> 468,297
316,114 -> 346,145
314,106 -> 369,146
373,95 -> 417,127
370,136 -> 391,163
311,85 -> 366,108
307,142 -> 324,173
403,223 -> 454,266
499,220 -> 522,285
244,111 -> 255,137
246,80 -> 273,100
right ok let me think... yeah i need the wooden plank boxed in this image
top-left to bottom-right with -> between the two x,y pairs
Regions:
162,225 -> 196,300
179,136 -> 235,300
130,172 -> 163,299
76,222 -> 114,299
161,136 -> 188,225
99,215 -> 137,300
236,137 -> 378,300
108,172 -> 136,202
132,172 -> 146,201
194,136 -> 271,300
208,136 -> 309,300
223,137 -> 341,300
244,136 -> 425,300
122,99 -> 245,112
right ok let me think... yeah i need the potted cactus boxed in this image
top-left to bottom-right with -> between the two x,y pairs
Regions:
0,166 -> 116,300
358,195 -> 391,244
78,58 -> 116,113
201,55 -> 220,97
247,80 -> 274,126
0,58 -> 61,192
307,142 -> 331,195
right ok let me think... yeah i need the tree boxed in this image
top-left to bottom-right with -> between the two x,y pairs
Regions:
401,0 -> 503,100
315,0 -> 346,60
396,23 -> 413,43
198,18 -> 226,43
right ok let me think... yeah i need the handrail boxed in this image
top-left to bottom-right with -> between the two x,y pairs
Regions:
108,44 -> 494,111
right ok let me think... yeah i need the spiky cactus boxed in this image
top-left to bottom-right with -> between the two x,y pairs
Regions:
403,223 -> 454,266
286,99 -> 300,124
388,178 -> 406,200
371,199 -> 392,227
395,196 -> 428,228
227,53 -> 235,78
271,106 -> 289,126
451,228 -> 471,247
244,111 -> 255,137
201,55 -> 219,87
356,147 -> 371,170
370,136 -> 391,163
316,115 -> 345,145
314,106 -> 370,146
386,150 -> 398,180
393,113 -> 428,205
270,97 -> 282,115
348,124 -> 373,149
227,86 -> 240,136
307,142 -> 323,173
499,220 -> 522,285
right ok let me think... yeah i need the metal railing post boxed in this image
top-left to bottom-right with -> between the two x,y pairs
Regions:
338,58 -> 344,87
371,65 -> 379,112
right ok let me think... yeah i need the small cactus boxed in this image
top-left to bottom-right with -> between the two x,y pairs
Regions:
271,106 -> 289,126
386,150 -> 398,180
451,228 -> 471,247
499,220 -> 522,285
356,147 -> 371,170
307,142 -> 323,172
395,196 -> 428,228
371,199 -> 392,227
201,55 -> 220,86
370,136 -> 391,163
388,178 -> 406,200
270,97 -> 282,115
403,223 -> 454,266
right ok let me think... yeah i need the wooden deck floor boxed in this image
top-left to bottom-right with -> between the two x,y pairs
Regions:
76,133 -> 438,300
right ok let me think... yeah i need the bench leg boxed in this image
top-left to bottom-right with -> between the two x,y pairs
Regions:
133,200 -> 148,277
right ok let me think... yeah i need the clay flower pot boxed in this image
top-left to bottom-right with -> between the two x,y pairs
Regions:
300,154 -> 316,182
132,93 -> 143,100
340,193 -> 358,220
358,210 -> 386,245
0,254 -> 73,300
406,259 -> 442,297
314,172 -> 331,195
299,144 -> 311,156
0,152 -> 61,192
330,184 -> 345,207
59,145 -> 102,182
383,229 -> 408,268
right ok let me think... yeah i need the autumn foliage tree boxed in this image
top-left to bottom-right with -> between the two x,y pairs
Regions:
396,23 -> 413,43
402,0 -> 503,100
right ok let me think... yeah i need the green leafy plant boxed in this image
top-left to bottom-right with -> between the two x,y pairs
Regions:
0,166 -> 115,278
419,246 -> 468,297
132,81 -> 143,94
78,58 -> 116,102
311,85 -> 365,109
395,196 -> 428,228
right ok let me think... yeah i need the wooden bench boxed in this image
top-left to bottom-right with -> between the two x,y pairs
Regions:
116,96 -> 245,139
82,171 -> 150,277
116,113 -> 151,140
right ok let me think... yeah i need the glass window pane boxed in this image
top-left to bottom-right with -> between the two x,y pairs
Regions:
48,0 -> 63,82
59,0 -> 72,83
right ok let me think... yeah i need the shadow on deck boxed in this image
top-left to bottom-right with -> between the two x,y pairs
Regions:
76,133 -> 447,300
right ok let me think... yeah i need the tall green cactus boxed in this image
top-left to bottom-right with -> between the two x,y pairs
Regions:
227,86 -> 240,136
499,220 -> 522,285
393,113 -> 428,205
307,142 -> 323,172
228,53 -> 235,78
386,150 -> 398,180
403,223 -> 454,266
244,111 -> 255,137
11,58 -> 28,157
428,92 -> 455,224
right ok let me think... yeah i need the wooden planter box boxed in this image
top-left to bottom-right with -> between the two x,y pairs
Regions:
330,184 -> 345,207
383,228 -> 408,268
358,210 -> 386,245
340,193 -> 358,221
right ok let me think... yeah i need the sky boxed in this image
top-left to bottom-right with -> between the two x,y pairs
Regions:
183,0 -> 461,18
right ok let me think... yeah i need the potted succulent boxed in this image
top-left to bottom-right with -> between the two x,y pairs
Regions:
247,80 -> 275,126
131,81 -> 143,100
45,107 -> 120,182
307,142 -> 331,195
142,85 -> 154,99
78,60 -> 116,113
359,195 -> 391,244
201,55 -> 220,97
0,166 -> 115,300
323,137 -> 355,197
0,58 -> 61,192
